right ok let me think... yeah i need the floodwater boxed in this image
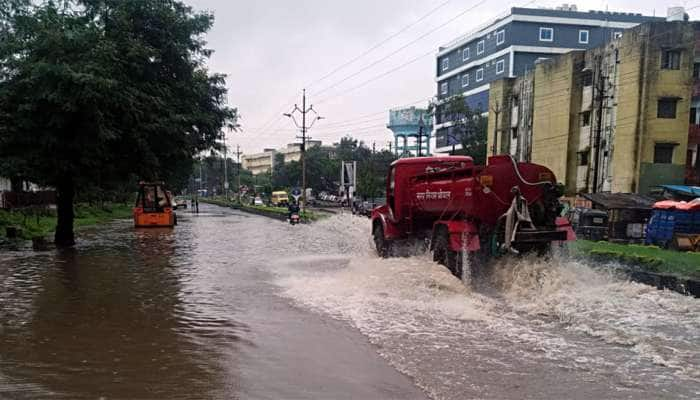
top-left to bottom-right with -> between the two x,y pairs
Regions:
1,204 -> 699,399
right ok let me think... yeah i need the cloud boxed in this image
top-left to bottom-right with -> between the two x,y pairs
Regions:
188,0 -> 693,155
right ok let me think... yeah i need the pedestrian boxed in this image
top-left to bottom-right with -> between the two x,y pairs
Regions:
195,197 -> 199,213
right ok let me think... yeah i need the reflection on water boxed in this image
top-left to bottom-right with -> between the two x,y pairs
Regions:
0,218 -> 242,399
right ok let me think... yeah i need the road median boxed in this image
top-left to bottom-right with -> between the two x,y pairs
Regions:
200,198 -> 323,223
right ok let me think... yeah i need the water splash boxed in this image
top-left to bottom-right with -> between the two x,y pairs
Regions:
275,214 -> 700,399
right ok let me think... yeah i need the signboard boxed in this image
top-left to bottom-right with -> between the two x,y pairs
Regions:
224,182 -> 229,189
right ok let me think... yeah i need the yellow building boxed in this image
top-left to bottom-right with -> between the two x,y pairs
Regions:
488,20 -> 695,195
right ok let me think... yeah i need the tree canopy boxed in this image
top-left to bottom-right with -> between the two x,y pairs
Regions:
0,0 -> 237,245
429,94 -> 487,164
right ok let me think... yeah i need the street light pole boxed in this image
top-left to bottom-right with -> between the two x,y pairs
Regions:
222,131 -> 228,200
235,144 -> 242,204
284,89 -> 323,211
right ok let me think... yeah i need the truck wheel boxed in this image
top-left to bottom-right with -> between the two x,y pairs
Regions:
373,224 -> 392,258
433,229 -> 462,278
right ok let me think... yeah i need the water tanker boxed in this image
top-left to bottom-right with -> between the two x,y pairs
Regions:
371,155 -> 574,277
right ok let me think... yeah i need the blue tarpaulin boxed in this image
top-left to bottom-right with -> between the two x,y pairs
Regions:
659,185 -> 700,197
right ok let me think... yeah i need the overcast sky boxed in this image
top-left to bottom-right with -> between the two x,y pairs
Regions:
187,0 -> 698,155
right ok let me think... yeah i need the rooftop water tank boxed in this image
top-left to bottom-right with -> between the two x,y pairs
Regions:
667,6 -> 686,22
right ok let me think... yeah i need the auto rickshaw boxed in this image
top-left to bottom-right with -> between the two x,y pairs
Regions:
133,182 -> 176,227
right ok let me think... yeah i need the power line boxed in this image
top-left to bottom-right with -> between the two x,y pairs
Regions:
305,0 -> 453,89
309,0 -> 489,98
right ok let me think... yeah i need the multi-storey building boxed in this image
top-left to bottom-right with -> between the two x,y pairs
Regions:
277,140 -> 322,163
687,29 -> 700,185
487,16 -> 696,195
242,149 -> 276,175
434,4 -> 662,153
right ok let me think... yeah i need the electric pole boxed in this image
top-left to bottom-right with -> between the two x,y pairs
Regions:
235,144 -> 242,204
592,56 -> 607,194
222,131 -> 228,200
284,89 -> 323,211
417,116 -> 425,157
491,102 -> 501,156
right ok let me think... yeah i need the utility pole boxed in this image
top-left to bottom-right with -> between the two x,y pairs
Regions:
592,56 -> 606,194
284,89 -> 323,211
222,131 -> 228,200
417,116 -> 425,157
235,144 -> 242,204
491,102 -> 501,156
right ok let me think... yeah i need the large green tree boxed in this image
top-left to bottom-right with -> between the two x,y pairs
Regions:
0,0 -> 237,245
429,94 -> 487,164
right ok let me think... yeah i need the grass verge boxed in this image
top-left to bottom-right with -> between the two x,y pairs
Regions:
0,203 -> 133,240
571,240 -> 700,279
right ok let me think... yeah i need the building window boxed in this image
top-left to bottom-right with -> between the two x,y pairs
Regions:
496,59 -> 504,74
578,151 -> 589,166
441,58 -> 449,71
477,40 -> 484,55
440,82 -> 448,95
539,27 -> 553,42
496,30 -> 505,45
462,47 -> 470,61
581,111 -> 591,127
654,143 -> 676,164
476,68 -> 484,82
691,107 -> 699,125
694,62 -> 700,78
657,98 -> 678,118
613,31 -> 623,39
578,30 -> 589,44
661,50 -> 681,70
461,74 -> 469,87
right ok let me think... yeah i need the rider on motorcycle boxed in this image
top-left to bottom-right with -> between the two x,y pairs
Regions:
288,200 -> 300,220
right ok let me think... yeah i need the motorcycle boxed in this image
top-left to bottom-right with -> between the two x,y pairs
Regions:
289,212 -> 300,225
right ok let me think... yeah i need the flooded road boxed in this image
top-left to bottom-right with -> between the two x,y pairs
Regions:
1,203 -> 699,399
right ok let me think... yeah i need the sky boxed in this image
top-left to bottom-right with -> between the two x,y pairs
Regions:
187,0 -> 700,156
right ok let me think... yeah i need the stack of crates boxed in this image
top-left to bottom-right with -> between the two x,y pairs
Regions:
646,200 -> 700,247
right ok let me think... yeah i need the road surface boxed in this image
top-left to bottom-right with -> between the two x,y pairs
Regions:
1,204 -> 698,399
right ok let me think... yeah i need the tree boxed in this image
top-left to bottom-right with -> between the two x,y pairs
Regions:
428,94 -> 487,164
0,0 -> 237,245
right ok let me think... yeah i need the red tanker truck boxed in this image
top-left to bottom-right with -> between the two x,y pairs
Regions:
371,155 -> 574,278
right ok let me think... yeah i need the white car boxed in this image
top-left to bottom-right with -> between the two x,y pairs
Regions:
254,197 -> 263,206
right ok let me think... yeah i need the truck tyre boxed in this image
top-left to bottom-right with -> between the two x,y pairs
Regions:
373,224 -> 392,258
433,229 -> 463,278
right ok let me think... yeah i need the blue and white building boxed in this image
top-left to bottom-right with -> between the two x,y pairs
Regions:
433,4 -> 662,153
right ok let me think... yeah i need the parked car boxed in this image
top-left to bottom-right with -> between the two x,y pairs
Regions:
172,196 -> 188,210
567,207 -> 608,241
253,197 -> 264,206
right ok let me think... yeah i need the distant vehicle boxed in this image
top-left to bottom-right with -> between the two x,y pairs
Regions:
172,196 -> 188,210
271,191 -> 289,207
133,182 -> 176,227
253,197 -> 264,206
566,207 -> 608,241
